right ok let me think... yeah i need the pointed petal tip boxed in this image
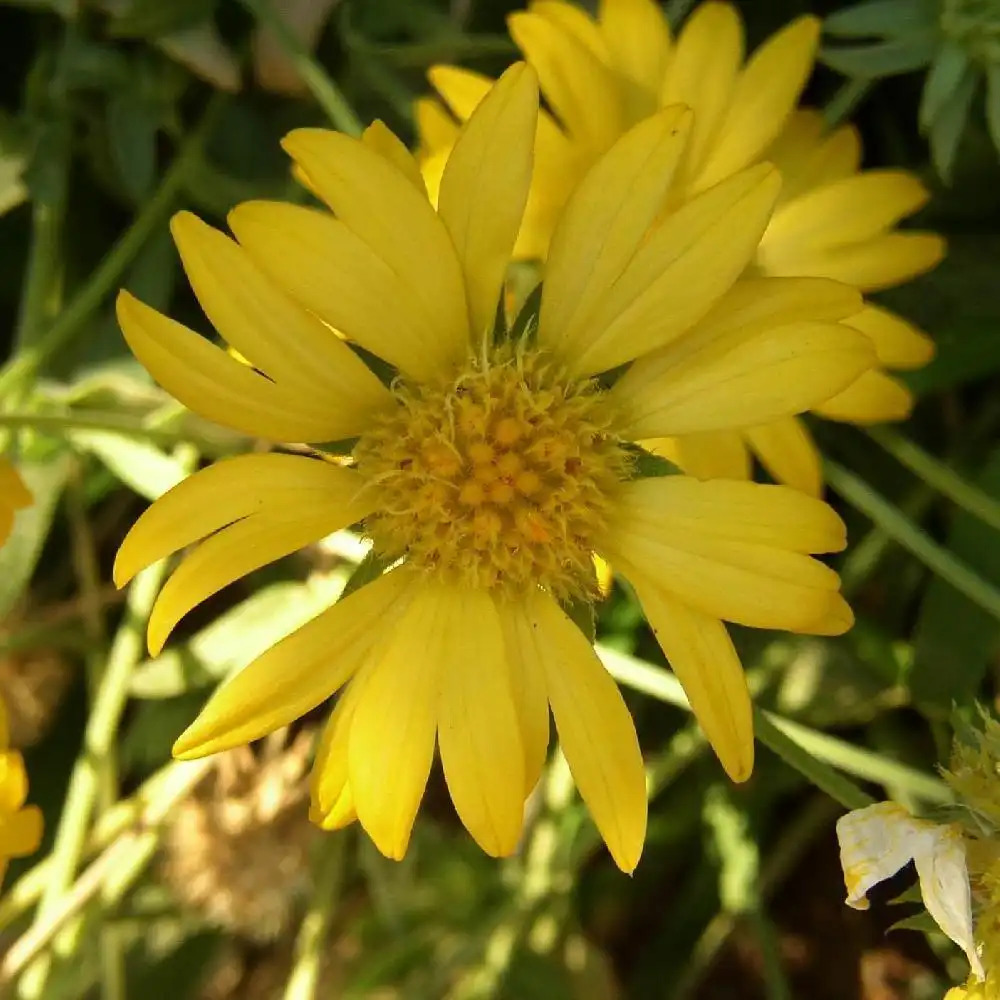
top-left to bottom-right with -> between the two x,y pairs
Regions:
168,209 -> 201,242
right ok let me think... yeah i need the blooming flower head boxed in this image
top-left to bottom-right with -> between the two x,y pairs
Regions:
0,459 -> 32,548
418,0 -> 944,494
115,65 -> 866,871
0,697 -> 43,886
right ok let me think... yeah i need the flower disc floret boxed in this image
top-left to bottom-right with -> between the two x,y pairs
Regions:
354,347 -> 628,600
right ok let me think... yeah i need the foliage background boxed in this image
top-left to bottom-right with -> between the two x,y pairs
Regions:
0,0 -> 998,997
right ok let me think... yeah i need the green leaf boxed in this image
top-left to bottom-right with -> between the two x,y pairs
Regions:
624,443 -> 682,479
0,452 -> 71,619
820,34 -> 937,77
107,93 -> 159,201
561,595 -> 597,644
108,0 -> 216,39
704,785 -> 758,914
69,431 -> 187,500
339,546 -> 395,601
129,575 -> 348,697
985,65 -> 1000,155
927,66 -> 978,181
825,0 -> 938,38
920,41 -> 971,130
509,280 -> 543,346
911,448 -> 1000,711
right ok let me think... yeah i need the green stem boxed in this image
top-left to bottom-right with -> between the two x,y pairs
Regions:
17,446 -> 196,999
0,410 -> 243,455
753,710 -> 874,811
826,459 -> 1000,623
0,97 -> 223,402
282,838 -> 347,1000
824,77 -> 872,127
599,645 -> 947,805
867,425 -> 1000,534
14,121 -> 70,356
239,0 -> 362,135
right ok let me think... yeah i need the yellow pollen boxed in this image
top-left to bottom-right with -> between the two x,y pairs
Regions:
353,348 -> 629,599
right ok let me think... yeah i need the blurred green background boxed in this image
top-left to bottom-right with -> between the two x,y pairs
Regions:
2,0 -> 1000,998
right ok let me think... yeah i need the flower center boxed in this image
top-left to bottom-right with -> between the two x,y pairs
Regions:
353,347 -> 629,599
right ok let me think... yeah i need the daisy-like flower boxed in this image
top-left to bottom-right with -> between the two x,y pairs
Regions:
115,66 -> 868,871
0,698 -> 43,886
418,0 -> 944,495
0,459 -> 31,548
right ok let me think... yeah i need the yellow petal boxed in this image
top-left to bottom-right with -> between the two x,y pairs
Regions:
438,590 -> 525,857
116,291 -> 352,443
767,111 -> 862,202
170,211 -> 391,424
539,105 -> 692,363
0,805 -> 43,858
761,232 -> 946,292
428,64 -> 494,120
846,304 -> 935,370
619,573 -> 753,782
613,319 -> 875,438
744,416 -> 823,496
609,476 -> 845,552
660,1 -> 742,185
600,478 -> 844,631
598,0 -> 671,120
281,127 -> 469,373
813,369 -> 914,423
529,589 -> 647,873
438,63 -> 538,340
533,0 -> 608,60
227,200 -> 446,380
311,673 -> 371,816
0,752 -> 28,811
498,598 -> 552,797
797,592 -> 855,636
174,570 -> 410,759
362,119 -> 426,193
697,14 -> 820,191
508,9 -> 623,154
114,454 -> 368,587
414,96 -> 459,154
568,163 -> 781,375
348,584 -> 453,861
650,431 -> 752,481
0,460 -> 31,510
759,171 -> 931,261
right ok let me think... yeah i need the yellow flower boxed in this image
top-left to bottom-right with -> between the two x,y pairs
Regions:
115,66 -> 864,872
418,0 -> 944,494
0,698 -> 43,886
0,459 -> 32,548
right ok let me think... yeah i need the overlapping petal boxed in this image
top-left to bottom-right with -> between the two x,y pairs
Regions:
696,14 -> 820,191
437,63 -> 538,339
281,127 -> 470,373
554,163 -> 781,375
617,570 -> 753,782
539,105 -> 692,362
598,0 -> 671,119
599,478 -> 849,632
170,211 -> 392,418
437,589 -> 525,857
527,589 -> 647,873
508,8 -> 623,154
173,570 -> 411,759
813,369 -> 915,423
348,584 -> 451,860
745,416 -> 823,496
846,304 -> 935,370
117,292 -> 372,443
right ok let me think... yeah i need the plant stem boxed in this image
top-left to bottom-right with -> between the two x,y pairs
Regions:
0,97 -> 223,402
282,837 -> 347,1000
17,446 -> 196,999
599,645 -> 948,804
239,0 -> 362,135
867,425 -> 1000,534
826,459 -> 1000,623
